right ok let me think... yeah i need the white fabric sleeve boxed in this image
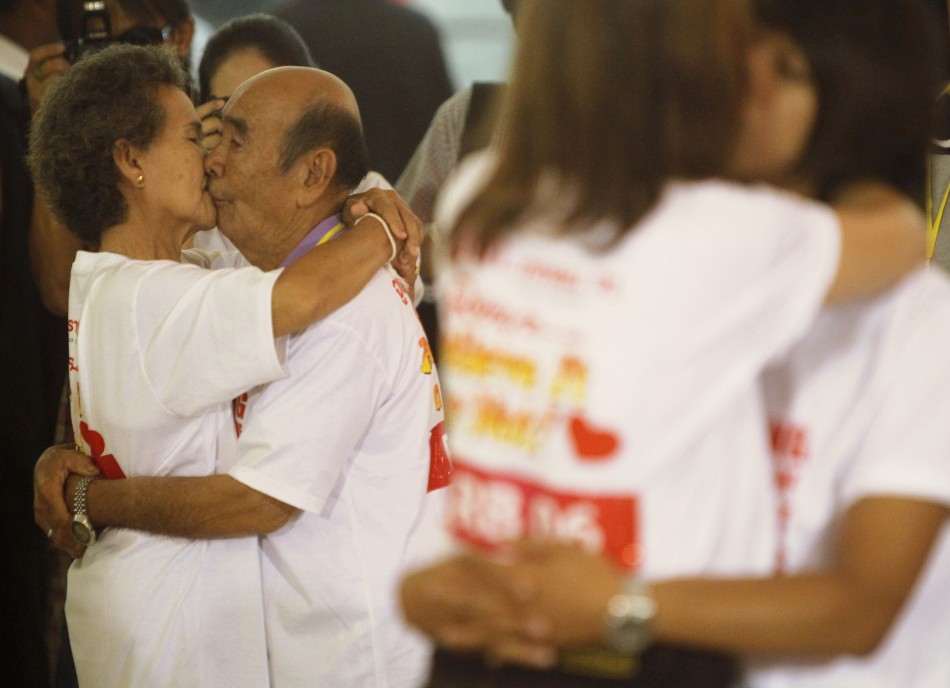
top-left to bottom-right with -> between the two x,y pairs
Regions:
187,228 -> 240,255
642,183 -> 839,382
229,320 -> 390,513
627,184 -> 841,449
354,170 -> 394,193
132,262 -> 288,417
180,245 -> 248,269
842,302 -> 950,507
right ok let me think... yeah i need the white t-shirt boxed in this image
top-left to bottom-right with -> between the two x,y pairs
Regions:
746,267 -> 950,688
433,153 -> 840,579
66,250 -> 287,688
229,268 -> 448,688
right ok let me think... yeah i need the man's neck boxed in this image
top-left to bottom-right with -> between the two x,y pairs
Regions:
280,213 -> 347,267
242,200 -> 346,271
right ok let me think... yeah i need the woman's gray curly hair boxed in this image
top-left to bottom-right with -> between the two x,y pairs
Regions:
28,43 -> 189,245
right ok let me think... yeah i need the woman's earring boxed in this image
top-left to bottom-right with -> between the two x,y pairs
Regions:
135,174 -> 145,186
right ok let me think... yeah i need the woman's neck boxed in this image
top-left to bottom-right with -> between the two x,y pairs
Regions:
98,219 -> 192,262
98,201 -> 199,261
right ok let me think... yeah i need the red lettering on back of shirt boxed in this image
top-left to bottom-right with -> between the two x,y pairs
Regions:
768,419 -> 811,573
447,459 -> 640,571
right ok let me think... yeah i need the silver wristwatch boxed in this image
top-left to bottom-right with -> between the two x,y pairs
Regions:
71,475 -> 99,546
604,577 -> 656,654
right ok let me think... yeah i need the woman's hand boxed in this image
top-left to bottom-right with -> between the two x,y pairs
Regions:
343,188 -> 423,282
34,444 -> 99,558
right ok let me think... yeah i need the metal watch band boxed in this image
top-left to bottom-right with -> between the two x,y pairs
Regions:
73,475 -> 98,519
604,577 -> 656,654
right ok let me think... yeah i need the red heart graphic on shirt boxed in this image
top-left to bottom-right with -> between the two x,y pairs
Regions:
568,415 -> 620,461
80,421 -> 105,457
79,421 -> 126,479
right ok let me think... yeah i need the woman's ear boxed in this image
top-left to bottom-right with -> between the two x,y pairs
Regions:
113,139 -> 145,187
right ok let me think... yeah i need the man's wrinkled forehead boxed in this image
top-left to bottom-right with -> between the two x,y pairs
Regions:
220,78 -> 290,142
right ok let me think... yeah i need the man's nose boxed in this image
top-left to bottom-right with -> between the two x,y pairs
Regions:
204,145 -> 222,177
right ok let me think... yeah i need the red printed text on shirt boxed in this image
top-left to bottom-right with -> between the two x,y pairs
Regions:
446,459 -> 639,571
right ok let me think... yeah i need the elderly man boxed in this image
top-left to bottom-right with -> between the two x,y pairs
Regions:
37,66 -> 448,687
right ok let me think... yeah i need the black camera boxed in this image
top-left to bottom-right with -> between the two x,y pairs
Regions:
62,1 -> 112,63
61,0 -> 170,63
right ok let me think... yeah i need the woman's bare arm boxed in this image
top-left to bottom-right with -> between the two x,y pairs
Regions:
826,183 -> 926,304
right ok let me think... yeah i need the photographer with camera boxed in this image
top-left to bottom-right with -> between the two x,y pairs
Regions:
25,1 -> 194,113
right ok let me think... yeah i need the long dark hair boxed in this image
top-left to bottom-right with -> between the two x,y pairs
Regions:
757,0 -> 945,204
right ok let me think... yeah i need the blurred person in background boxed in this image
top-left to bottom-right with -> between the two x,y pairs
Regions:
402,1 -> 950,687
925,0 -> 950,269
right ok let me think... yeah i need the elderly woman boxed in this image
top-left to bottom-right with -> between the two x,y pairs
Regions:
28,43 -> 410,686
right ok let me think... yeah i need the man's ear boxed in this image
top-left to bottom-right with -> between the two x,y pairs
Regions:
296,148 -> 338,207
113,139 -> 146,188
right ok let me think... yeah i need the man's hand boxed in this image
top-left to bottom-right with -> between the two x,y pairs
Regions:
399,551 -> 558,668
195,99 -> 226,151
343,188 -> 423,283
34,444 -> 99,558
25,43 -> 70,114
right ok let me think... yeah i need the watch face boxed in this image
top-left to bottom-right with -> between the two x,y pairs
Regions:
71,519 -> 92,545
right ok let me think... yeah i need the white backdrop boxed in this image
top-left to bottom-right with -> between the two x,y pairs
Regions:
408,0 -> 515,89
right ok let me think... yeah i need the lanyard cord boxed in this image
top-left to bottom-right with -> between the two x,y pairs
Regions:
318,222 -> 345,246
927,161 -> 950,261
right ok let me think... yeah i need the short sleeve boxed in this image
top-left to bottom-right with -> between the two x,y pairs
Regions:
131,261 -> 288,416
229,319 -> 389,513
842,293 -> 950,507
645,183 -> 841,398
604,183 -> 842,446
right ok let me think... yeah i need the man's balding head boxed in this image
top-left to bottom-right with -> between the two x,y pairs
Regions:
231,66 -> 369,190
206,66 -> 371,269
